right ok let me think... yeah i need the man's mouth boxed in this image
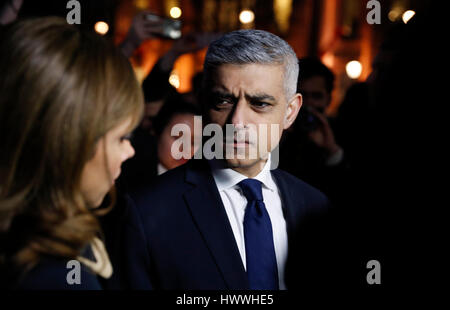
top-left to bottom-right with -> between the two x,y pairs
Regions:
224,139 -> 251,148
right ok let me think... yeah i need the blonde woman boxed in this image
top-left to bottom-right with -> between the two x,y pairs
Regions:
0,17 -> 143,289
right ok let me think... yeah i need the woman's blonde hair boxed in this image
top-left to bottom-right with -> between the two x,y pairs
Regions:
0,17 -> 144,274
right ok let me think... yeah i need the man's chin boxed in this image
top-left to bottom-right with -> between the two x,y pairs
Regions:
224,157 -> 263,169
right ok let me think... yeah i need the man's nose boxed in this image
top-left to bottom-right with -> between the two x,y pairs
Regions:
230,99 -> 248,127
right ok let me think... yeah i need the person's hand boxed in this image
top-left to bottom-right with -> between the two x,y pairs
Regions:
120,11 -> 165,57
159,32 -> 222,71
128,11 -> 165,45
307,107 -> 341,156
170,32 -> 222,56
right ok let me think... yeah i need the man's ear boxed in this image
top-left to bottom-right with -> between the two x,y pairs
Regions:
283,93 -> 302,130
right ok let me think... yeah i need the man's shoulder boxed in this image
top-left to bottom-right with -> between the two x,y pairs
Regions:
272,168 -> 324,193
271,168 -> 330,207
131,162 -> 188,197
127,159 -> 207,211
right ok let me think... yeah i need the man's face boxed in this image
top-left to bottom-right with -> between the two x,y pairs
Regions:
207,63 -> 301,171
158,113 -> 200,170
299,75 -> 330,113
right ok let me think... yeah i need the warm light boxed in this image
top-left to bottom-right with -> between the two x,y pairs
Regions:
346,60 -> 362,79
94,21 -> 109,35
273,0 -> 292,34
134,0 -> 149,10
388,9 -> 402,22
321,52 -> 335,69
170,7 -> 182,19
169,71 -> 180,89
402,10 -> 415,24
239,10 -> 255,24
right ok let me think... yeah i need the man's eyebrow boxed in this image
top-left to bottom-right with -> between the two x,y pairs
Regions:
246,93 -> 276,102
210,89 -> 236,98
210,88 -> 276,102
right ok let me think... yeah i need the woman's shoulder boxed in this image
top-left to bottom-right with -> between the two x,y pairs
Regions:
17,256 -> 102,290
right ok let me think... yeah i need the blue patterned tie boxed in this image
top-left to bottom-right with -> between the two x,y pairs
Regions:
238,178 -> 279,290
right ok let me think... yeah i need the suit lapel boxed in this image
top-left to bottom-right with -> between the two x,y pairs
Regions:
183,159 -> 248,289
270,169 -> 306,237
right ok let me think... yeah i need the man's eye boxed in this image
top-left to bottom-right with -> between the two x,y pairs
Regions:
252,101 -> 270,108
213,98 -> 233,107
219,98 -> 233,104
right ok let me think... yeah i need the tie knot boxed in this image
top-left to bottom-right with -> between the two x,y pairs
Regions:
238,179 -> 263,202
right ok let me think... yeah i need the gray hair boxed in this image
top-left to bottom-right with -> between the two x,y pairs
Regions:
204,29 -> 299,99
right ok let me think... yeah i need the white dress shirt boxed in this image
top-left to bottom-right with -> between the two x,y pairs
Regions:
157,162 -> 168,175
209,154 -> 288,289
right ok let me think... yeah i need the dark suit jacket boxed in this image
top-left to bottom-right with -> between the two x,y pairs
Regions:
10,246 -> 102,290
120,158 -> 330,290
15,258 -> 102,290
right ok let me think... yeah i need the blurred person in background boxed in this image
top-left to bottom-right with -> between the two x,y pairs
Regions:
117,31 -> 218,191
0,0 -> 22,26
287,2 -> 438,289
0,17 -> 143,289
117,92 -> 201,192
152,93 -> 201,175
140,32 -> 220,132
280,57 -> 348,203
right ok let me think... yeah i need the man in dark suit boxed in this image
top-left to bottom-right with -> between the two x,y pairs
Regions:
120,29 -> 330,290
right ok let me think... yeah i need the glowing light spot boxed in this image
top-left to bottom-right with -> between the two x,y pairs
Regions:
346,60 -> 362,79
402,10 -> 415,24
95,21 -> 109,35
239,10 -> 255,24
388,9 -> 402,22
169,71 -> 180,89
170,7 -> 182,19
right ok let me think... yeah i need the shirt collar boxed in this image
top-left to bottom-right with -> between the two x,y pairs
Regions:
209,153 -> 278,192
157,162 -> 168,175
